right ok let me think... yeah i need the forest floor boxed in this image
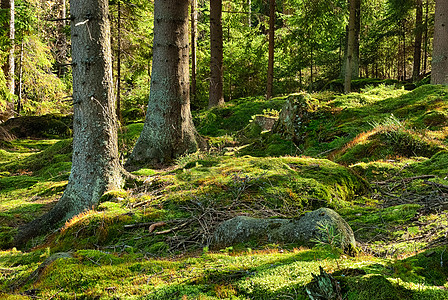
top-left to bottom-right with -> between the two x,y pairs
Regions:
1,83 -> 448,299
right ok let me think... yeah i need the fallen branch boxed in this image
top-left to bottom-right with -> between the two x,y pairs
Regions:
424,180 -> 448,191
373,175 -> 436,185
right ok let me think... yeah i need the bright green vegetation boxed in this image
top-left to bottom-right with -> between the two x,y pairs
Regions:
1,84 -> 448,299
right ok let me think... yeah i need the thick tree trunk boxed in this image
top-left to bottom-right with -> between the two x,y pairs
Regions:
266,0 -> 275,99
344,0 -> 358,93
191,0 -> 198,104
431,0 -> 448,84
15,0 -> 123,246
413,0 -> 423,81
126,0 -> 203,167
209,0 -> 224,108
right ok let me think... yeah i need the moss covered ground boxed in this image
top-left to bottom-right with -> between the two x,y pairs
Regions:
1,84 -> 448,299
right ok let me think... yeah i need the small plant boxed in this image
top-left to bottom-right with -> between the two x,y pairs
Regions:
311,223 -> 342,250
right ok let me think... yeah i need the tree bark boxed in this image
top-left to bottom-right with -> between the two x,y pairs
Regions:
431,0 -> 448,84
126,0 -> 203,167
344,0 -> 358,93
209,0 -> 224,108
2,0 -> 15,97
191,0 -> 198,104
266,0 -> 275,99
341,0 -> 360,80
116,0 -> 122,122
15,0 -> 123,246
412,0 -> 423,81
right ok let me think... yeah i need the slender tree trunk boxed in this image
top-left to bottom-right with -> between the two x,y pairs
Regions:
5,0 -> 15,97
413,0 -> 423,81
248,0 -> 251,27
191,0 -> 197,104
15,0 -> 123,246
266,0 -> 275,99
423,0 -> 429,73
127,0 -> 203,167
17,40 -> 23,115
209,0 -> 224,108
344,0 -> 358,93
431,0 -> 448,84
309,45 -> 313,92
116,0 -> 122,122
341,0 -> 360,80
403,28 -> 406,80
57,0 -> 68,76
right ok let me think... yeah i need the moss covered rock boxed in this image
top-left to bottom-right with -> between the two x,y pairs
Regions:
211,208 -> 356,252
272,93 -> 320,144
0,114 -> 72,139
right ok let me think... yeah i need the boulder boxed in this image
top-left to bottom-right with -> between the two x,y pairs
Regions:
211,208 -> 356,252
272,93 -> 320,144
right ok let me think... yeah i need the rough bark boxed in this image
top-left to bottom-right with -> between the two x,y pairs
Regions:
126,0 -> 203,167
344,0 -> 359,93
266,0 -> 275,99
431,0 -> 448,84
340,0 -> 360,80
209,0 -> 224,108
191,0 -> 197,104
413,0 -> 423,81
1,0 -> 15,97
15,0 -> 123,247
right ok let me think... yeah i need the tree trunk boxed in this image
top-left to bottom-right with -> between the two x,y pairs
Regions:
344,0 -> 358,93
423,0 -> 429,73
191,0 -> 198,104
341,0 -> 360,80
15,0 -> 123,246
116,0 -> 122,122
57,0 -> 68,76
126,0 -> 203,167
3,0 -> 15,97
17,40 -> 23,115
266,0 -> 275,99
413,0 -> 423,81
209,0 -> 224,108
431,0 -> 448,84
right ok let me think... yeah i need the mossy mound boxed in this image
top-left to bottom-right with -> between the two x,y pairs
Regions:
333,126 -> 444,165
193,96 -> 285,136
0,114 -> 72,139
172,156 -> 368,211
0,138 -> 72,177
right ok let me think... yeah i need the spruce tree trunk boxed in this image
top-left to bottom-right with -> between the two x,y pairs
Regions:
266,0 -> 275,99
8,0 -> 14,96
431,0 -> 448,84
341,0 -> 360,80
1,0 -> 15,97
344,0 -> 358,93
413,0 -> 423,81
209,0 -> 224,108
15,0 -> 123,246
191,0 -> 198,104
127,0 -> 203,167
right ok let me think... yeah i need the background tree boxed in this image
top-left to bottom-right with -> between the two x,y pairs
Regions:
126,0 -> 203,166
431,0 -> 447,84
266,0 -> 275,99
209,0 -> 224,108
15,0 -> 123,245
344,0 -> 360,93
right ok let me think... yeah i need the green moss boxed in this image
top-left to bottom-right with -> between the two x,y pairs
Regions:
340,274 -> 409,300
194,96 -> 286,136
0,139 -> 72,177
